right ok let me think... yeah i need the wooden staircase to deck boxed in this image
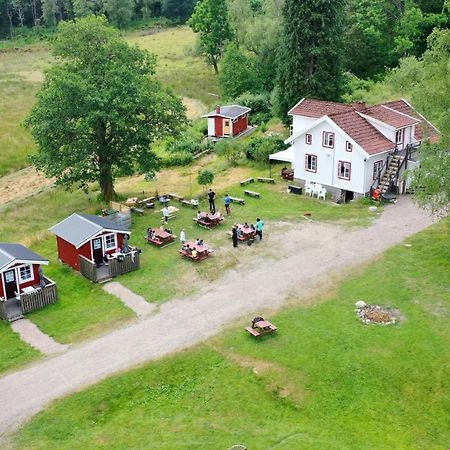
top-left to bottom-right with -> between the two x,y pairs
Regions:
378,155 -> 404,194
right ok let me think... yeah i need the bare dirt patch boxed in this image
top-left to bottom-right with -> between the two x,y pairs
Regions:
182,97 -> 207,120
0,167 -> 53,206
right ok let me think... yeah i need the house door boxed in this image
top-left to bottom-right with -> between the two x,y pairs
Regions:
3,269 -> 17,299
92,238 -> 104,265
223,120 -> 231,136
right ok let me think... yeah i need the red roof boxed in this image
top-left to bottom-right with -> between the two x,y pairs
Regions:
289,98 -> 353,118
382,100 -> 440,143
329,111 -> 394,155
362,105 -> 419,128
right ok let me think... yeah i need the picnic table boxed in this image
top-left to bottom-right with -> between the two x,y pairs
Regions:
194,211 -> 224,229
245,317 -> 277,338
281,168 -> 294,181
179,241 -> 214,262
228,224 -> 256,242
125,197 -> 138,207
145,228 -> 176,247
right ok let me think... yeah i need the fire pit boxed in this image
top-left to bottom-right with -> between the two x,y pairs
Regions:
355,301 -> 399,325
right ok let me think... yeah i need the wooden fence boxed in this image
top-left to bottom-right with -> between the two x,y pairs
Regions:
109,251 -> 140,278
21,278 -> 58,314
79,255 -> 98,282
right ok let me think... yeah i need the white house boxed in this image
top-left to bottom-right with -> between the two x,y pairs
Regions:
270,98 -> 439,202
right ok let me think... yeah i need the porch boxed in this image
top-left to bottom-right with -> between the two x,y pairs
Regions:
0,276 -> 58,322
79,249 -> 140,283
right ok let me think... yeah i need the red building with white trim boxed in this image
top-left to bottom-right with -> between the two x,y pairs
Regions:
203,105 -> 251,138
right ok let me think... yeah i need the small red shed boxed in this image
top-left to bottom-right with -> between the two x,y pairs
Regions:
203,105 -> 251,138
49,213 -> 136,282
0,243 -> 57,321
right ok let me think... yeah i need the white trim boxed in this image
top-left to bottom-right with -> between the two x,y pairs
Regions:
1,258 -> 48,272
201,105 -> 251,120
19,264 -> 33,283
2,268 -> 19,299
104,233 -> 117,251
75,228 -> 130,249
380,105 -> 419,124
287,98 -> 306,116
357,112 -> 397,131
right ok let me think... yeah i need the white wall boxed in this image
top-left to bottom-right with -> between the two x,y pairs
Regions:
207,118 -> 215,137
364,152 -> 390,193
291,119 -> 368,194
292,115 -> 316,135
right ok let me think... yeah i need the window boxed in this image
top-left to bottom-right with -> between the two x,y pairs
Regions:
373,160 -> 384,180
4,271 -> 15,283
104,234 -> 116,250
346,141 -> 353,152
395,129 -> 404,144
323,131 -> 334,148
289,125 -> 293,135
305,154 -> 317,172
338,161 -> 351,180
305,134 -> 312,145
19,265 -> 33,283
93,239 -> 102,250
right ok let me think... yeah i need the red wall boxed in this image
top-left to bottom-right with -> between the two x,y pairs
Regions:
57,236 -> 82,270
0,263 -> 41,298
214,116 -> 223,137
232,115 -> 248,136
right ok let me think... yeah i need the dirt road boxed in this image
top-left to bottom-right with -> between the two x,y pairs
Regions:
0,197 -> 435,438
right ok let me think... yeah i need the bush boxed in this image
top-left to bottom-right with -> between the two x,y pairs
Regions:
166,138 -> 200,155
246,135 -> 286,162
197,169 -> 214,187
233,92 -> 272,125
214,138 -> 244,165
161,152 -> 194,167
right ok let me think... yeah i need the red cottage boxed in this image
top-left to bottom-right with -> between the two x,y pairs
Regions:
203,105 -> 251,139
49,213 -> 140,283
0,243 -> 57,321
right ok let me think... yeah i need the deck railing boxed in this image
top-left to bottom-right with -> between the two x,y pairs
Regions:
20,277 -> 58,314
79,249 -> 140,283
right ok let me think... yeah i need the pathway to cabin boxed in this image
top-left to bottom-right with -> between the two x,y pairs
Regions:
0,197 -> 435,438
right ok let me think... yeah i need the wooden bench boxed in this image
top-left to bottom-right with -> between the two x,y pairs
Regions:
240,177 -> 254,186
167,193 -> 184,201
258,177 -> 275,183
245,327 -> 260,337
229,196 -> 245,205
244,190 -> 260,198
181,199 -> 199,208
130,207 -> 144,216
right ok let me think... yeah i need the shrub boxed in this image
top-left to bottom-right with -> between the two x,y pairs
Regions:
161,152 -> 194,167
233,92 -> 272,125
197,169 -> 214,187
246,135 -> 286,162
214,138 -> 244,165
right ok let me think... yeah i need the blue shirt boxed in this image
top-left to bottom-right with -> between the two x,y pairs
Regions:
224,196 -> 231,205
256,220 -> 264,231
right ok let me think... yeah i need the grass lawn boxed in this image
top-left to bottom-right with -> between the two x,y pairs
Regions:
0,26 -> 216,176
11,220 -> 449,449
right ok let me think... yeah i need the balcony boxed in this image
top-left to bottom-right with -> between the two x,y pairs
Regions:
79,249 -> 140,283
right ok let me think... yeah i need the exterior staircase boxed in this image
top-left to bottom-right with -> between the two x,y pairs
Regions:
378,155 -> 404,194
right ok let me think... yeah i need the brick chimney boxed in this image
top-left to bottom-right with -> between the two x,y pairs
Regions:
216,105 -> 221,113
352,101 -> 366,112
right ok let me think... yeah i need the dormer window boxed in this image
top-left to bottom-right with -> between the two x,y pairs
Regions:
305,133 -> 312,145
346,141 -> 353,152
323,131 -> 334,148
395,129 -> 404,144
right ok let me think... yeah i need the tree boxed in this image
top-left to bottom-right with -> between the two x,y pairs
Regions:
72,0 -> 101,17
103,0 -> 135,28
219,43 -> 258,98
197,169 -> 214,188
42,0 -> 58,26
275,0 -> 346,120
188,0 -> 232,74
26,16 -> 187,201
161,0 -> 196,23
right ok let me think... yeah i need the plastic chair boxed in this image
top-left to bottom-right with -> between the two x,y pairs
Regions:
312,184 -> 322,197
305,184 -> 313,196
318,187 -> 327,200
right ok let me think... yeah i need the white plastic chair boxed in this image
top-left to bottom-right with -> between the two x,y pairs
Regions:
318,187 -> 327,200
312,184 -> 322,197
305,184 -> 313,196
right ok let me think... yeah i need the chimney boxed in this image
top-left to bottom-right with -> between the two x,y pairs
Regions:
216,105 -> 221,114
351,101 -> 366,112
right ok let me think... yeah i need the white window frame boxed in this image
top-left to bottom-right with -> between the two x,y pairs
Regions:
104,234 -> 117,251
338,161 -> 351,180
373,160 -> 384,180
19,264 -> 33,283
346,141 -> 353,152
395,129 -> 404,144
323,131 -> 334,148
305,154 -> 317,172
305,133 -> 312,145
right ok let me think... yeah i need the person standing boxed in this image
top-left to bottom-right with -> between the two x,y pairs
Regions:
224,194 -> 231,215
208,188 -> 216,213
255,218 -> 264,240
232,225 -> 238,248
180,228 -> 186,244
162,205 -> 170,224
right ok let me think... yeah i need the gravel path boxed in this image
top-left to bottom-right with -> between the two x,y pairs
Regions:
0,197 -> 434,437
11,320 -> 69,355
103,281 -> 157,317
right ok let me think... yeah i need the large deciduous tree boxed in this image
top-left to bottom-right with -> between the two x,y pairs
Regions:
26,16 -> 187,201
275,0 -> 345,120
188,0 -> 232,74
103,0 -> 135,28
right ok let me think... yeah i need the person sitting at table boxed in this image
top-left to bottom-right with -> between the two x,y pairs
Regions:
236,226 -> 243,239
164,227 -> 172,235
250,224 -> 255,231
191,249 -> 198,258
196,210 -> 202,220
146,228 -> 154,239
244,222 -> 249,228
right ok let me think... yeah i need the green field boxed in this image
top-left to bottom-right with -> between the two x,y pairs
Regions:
0,157 -> 374,374
11,220 -> 449,449
0,26 -> 217,176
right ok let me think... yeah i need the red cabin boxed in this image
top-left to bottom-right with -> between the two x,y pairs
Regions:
203,105 -> 251,139
0,243 -> 57,321
49,213 -> 140,282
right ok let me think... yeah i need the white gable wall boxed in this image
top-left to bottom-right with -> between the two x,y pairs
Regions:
364,152 -> 390,193
291,119 -> 368,194
292,115 -> 316,135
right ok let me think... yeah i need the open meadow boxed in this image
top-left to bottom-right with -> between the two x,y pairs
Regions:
10,219 -> 449,449
0,26 -> 217,176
